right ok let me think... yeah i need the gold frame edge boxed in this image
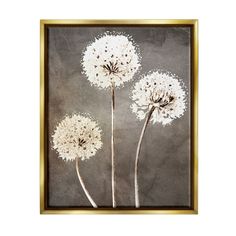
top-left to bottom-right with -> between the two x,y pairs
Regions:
40,19 -> 198,215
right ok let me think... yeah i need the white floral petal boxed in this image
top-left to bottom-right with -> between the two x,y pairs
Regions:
130,70 -> 187,126
52,114 -> 103,161
82,33 -> 141,89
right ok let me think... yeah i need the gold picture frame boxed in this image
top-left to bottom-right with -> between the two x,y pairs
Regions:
40,19 -> 198,214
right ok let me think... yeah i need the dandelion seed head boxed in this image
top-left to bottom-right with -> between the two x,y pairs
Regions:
130,70 -> 187,125
52,114 -> 103,161
81,32 -> 141,89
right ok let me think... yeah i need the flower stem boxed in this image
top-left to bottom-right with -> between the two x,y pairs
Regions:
111,82 -> 116,208
134,106 -> 155,208
75,158 -> 98,208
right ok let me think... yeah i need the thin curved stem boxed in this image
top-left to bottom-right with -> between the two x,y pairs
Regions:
134,106 -> 155,208
111,82 -> 116,208
75,158 -> 98,208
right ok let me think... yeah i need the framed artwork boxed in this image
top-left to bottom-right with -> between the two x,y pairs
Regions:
40,19 -> 198,214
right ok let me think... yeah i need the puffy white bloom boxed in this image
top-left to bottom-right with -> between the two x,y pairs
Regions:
81,32 -> 141,89
52,114 -> 103,161
131,70 -> 187,125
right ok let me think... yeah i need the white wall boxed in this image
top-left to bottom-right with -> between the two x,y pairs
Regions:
0,0 -> 235,235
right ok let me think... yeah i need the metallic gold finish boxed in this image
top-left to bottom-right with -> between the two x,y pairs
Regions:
40,21 -> 45,213
40,19 -> 198,214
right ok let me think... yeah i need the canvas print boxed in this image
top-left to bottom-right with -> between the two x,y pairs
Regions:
41,21 -> 197,212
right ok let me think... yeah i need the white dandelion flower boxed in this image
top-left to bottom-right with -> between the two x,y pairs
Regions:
52,114 -> 103,208
81,32 -> 141,208
52,114 -> 102,161
131,70 -> 187,208
131,70 -> 187,126
81,32 -> 141,89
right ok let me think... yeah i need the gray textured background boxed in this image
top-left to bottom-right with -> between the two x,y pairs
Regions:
47,26 -> 191,208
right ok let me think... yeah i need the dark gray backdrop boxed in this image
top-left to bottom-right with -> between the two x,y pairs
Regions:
47,26 -> 191,207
